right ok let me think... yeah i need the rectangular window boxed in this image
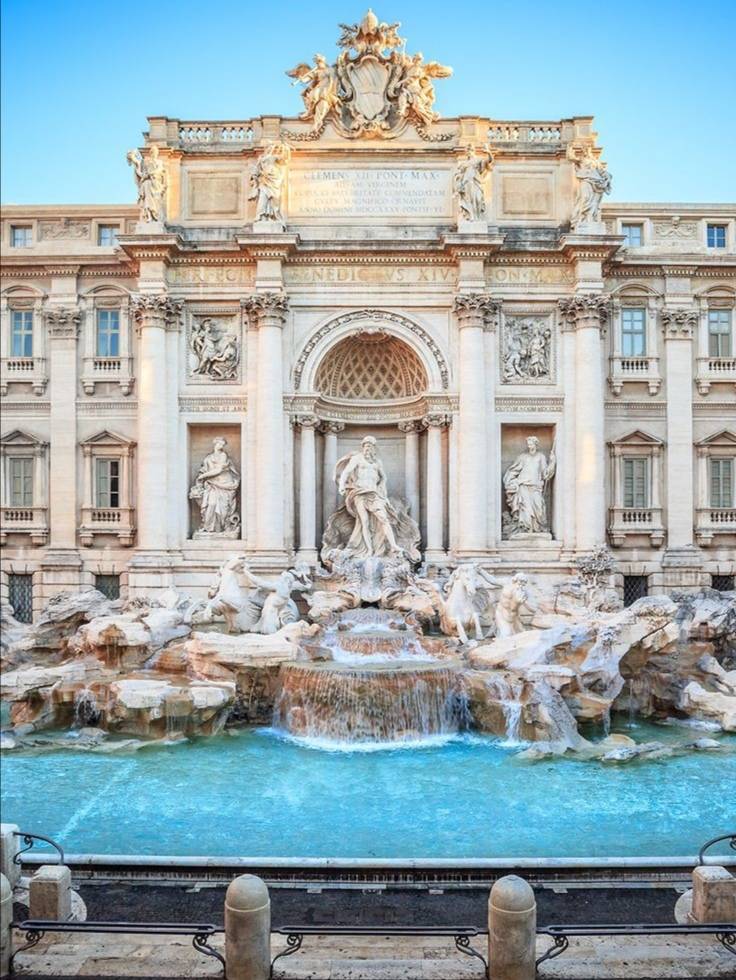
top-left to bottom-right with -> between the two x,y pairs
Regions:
8,573 -> 33,623
96,309 -> 120,356
623,575 -> 648,607
711,574 -> 735,593
95,458 -> 121,508
621,308 -> 647,356
708,309 -> 732,357
10,226 -> 32,247
707,224 -> 727,248
95,574 -> 121,600
710,458 -> 734,509
623,457 -> 649,508
622,223 -> 643,247
97,225 -> 119,247
8,456 -> 33,506
10,310 -> 33,357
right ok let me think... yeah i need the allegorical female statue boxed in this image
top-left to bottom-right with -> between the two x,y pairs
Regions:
248,141 -> 291,223
503,436 -> 556,536
453,145 -> 493,222
189,437 -> 241,537
127,145 -> 167,224
570,149 -> 612,227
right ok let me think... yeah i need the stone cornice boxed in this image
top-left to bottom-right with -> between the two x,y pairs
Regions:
116,234 -> 183,263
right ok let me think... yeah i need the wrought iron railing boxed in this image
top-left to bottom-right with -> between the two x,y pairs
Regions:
13,831 -> 64,865
698,832 -> 736,865
536,922 -> 735,966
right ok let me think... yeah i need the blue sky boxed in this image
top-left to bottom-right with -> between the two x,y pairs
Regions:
2,0 -> 734,205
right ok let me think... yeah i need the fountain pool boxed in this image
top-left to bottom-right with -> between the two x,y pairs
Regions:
2,720 -> 734,860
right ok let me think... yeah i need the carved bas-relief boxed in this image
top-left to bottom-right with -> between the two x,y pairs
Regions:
248,140 -> 291,228
502,316 -> 552,382
503,436 -> 556,539
127,145 -> 167,227
453,145 -> 493,228
189,438 -> 241,538
286,9 -> 452,140
190,317 -> 240,380
569,146 -> 612,230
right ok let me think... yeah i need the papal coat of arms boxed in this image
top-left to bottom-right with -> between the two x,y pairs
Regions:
286,9 -> 452,139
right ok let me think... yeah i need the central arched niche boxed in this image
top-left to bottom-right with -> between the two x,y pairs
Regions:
315,332 -> 428,402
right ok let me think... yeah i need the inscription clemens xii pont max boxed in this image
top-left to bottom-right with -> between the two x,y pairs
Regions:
288,168 -> 452,219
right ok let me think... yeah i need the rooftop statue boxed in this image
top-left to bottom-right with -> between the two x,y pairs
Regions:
453,145 -> 493,222
286,9 -> 452,139
248,140 -> 291,224
126,145 -> 167,225
569,146 -> 612,228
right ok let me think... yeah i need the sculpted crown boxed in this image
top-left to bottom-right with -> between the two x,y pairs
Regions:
453,293 -> 502,329
286,9 -> 452,139
131,293 -> 183,328
660,307 -> 698,338
45,307 -> 82,339
244,292 -> 289,324
558,294 -> 609,328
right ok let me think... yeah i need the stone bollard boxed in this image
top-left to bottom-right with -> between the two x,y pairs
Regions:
488,874 -> 537,980
225,874 -> 271,980
690,865 -> 736,923
0,826 -> 20,890
0,873 -> 12,978
29,865 -> 72,921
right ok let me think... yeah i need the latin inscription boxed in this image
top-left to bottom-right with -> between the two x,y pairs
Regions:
488,266 -> 574,286
285,265 -> 457,285
169,266 -> 255,285
289,168 -> 452,219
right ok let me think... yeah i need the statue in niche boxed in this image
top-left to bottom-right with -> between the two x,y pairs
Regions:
127,145 -> 167,224
322,436 -> 420,564
189,438 -> 241,538
248,141 -> 291,223
502,317 -> 551,381
503,436 -> 556,537
453,146 -> 493,222
191,318 -> 239,380
570,148 -> 611,227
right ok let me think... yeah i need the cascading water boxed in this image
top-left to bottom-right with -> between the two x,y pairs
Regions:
273,661 -> 467,744
73,687 -> 100,727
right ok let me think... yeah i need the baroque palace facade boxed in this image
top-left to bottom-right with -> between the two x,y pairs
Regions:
1,11 -> 735,620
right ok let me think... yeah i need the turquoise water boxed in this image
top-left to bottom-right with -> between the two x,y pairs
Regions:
2,722 -> 734,859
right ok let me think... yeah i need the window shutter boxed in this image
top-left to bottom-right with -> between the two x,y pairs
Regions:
634,459 -> 648,508
723,460 -> 734,508
623,459 -> 634,507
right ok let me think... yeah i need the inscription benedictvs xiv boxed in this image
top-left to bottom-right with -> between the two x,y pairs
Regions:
289,168 -> 452,219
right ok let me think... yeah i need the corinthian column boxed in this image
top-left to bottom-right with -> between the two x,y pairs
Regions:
661,308 -> 698,553
295,415 -> 319,563
245,292 -> 288,554
559,294 -> 608,551
131,294 -> 181,552
422,413 -> 450,558
453,293 -> 500,554
320,421 -> 344,531
45,307 -> 81,551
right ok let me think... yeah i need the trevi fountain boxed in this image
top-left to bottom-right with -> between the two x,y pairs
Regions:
1,9 -> 735,861
1,436 -> 734,859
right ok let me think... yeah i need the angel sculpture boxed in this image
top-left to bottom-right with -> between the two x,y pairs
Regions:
286,54 -> 341,132
391,52 -> 453,129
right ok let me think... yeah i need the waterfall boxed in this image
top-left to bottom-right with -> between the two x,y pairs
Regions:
502,701 -> 523,744
273,662 -> 466,744
73,687 -> 100,727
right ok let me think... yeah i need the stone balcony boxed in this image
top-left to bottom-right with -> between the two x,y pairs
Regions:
0,356 -> 47,395
608,506 -> 665,548
79,505 -> 135,547
0,505 -> 49,545
696,355 -> 736,395
608,354 -> 661,395
81,354 -> 134,395
695,507 -> 736,546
